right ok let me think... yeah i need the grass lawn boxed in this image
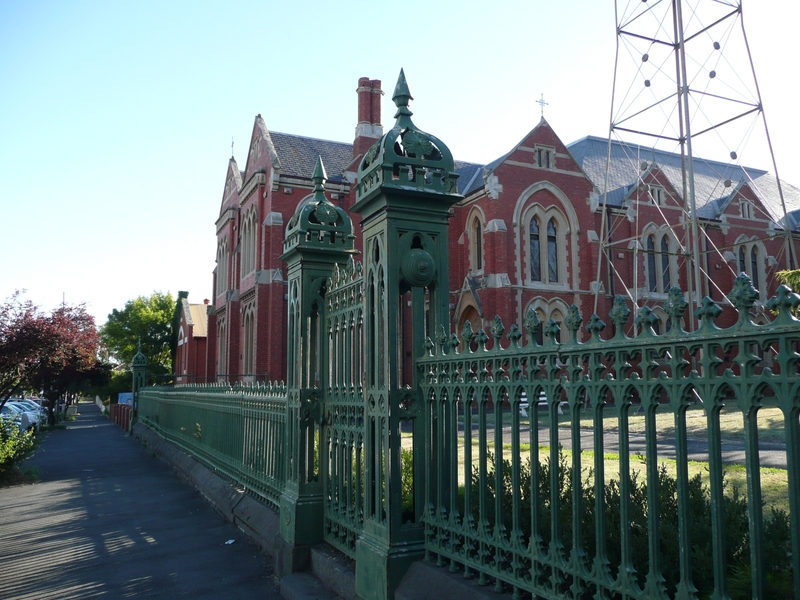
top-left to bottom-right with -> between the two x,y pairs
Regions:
401,433 -> 789,515
460,404 -> 787,443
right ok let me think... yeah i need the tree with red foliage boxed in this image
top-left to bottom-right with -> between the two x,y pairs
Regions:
0,292 -> 53,407
27,303 -> 99,426
0,292 -> 100,424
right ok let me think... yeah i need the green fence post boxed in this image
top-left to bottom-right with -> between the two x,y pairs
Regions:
131,338 -> 147,432
276,157 -> 357,574
350,70 -> 463,600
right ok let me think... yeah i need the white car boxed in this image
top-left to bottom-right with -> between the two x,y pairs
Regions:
4,402 -> 38,431
12,399 -> 46,423
1,404 -> 28,433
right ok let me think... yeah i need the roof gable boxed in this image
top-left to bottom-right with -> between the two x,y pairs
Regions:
567,135 -> 800,228
220,158 -> 242,213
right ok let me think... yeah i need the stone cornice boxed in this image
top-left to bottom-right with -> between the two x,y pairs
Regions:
215,206 -> 237,234
239,172 -> 266,205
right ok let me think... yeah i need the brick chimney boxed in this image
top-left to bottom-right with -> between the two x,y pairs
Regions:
353,77 -> 383,161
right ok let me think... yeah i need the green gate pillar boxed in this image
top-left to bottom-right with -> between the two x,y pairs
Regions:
131,339 -> 147,431
277,157 -> 357,575
351,70 -> 463,600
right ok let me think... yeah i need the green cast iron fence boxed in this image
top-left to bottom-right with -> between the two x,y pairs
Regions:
138,382 -> 287,508
417,280 -> 800,599
321,260 -> 366,558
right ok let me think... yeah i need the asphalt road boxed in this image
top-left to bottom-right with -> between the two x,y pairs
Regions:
0,401 -> 282,600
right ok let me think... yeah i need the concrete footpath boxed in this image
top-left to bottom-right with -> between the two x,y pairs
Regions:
0,401 -> 282,599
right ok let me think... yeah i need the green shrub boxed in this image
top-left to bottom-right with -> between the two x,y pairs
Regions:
471,448 -> 792,599
0,418 -> 35,483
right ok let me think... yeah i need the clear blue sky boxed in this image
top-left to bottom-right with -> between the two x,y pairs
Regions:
1,1 -> 796,327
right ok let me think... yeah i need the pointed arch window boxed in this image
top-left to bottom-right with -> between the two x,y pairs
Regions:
530,217 -> 541,282
646,235 -> 657,292
750,246 -> 759,291
524,206 -> 569,287
547,219 -> 558,283
468,214 -> 484,273
660,236 -> 671,291
643,229 -> 676,295
735,238 -> 764,299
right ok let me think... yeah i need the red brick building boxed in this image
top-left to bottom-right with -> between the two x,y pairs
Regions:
181,75 -> 800,383
174,294 -> 210,384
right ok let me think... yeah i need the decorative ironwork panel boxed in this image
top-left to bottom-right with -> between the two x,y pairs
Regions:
418,280 -> 800,600
321,257 -> 366,558
138,382 -> 287,508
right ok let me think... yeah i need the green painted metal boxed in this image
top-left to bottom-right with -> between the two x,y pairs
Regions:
321,256 -> 365,558
131,337 -> 148,428
278,155 -> 358,557
138,382 -> 287,507
132,71 -> 800,600
349,69 -> 463,600
418,277 -> 800,600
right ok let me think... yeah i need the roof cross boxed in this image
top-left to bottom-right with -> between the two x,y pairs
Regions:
537,93 -> 548,117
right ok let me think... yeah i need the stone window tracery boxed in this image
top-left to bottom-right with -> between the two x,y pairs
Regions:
524,208 -> 567,287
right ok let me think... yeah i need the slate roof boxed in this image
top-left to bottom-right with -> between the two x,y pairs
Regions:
567,135 -> 800,229
269,132 -> 354,182
454,160 -> 485,196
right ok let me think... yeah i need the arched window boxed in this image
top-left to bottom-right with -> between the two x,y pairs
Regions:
520,195 -> 570,288
523,300 -> 571,344
468,213 -> 484,273
217,320 -> 227,379
643,228 -> 677,295
530,217 -> 541,281
216,238 -> 229,294
475,221 -> 483,271
547,219 -> 558,283
646,235 -> 657,292
734,237 -> 765,299
242,305 -> 255,376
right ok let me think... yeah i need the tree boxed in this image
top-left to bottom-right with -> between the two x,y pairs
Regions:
100,292 -> 174,379
26,303 -> 99,425
0,292 -> 57,409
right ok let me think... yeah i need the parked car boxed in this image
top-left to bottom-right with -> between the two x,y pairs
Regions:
3,402 -> 37,431
1,404 -> 26,434
14,398 -> 46,416
10,399 -> 46,426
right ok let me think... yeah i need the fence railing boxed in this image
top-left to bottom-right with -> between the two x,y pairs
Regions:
138,381 -> 288,508
417,282 -> 800,599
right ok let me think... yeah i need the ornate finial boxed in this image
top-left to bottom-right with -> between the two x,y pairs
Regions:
586,314 -> 606,341
312,155 -> 327,195
544,319 -> 561,344
507,324 -> 522,348
729,273 -> 759,316
564,304 -> 583,342
609,295 -> 631,332
461,321 -> 475,348
137,336 -> 142,353
766,284 -> 800,324
635,306 -> 659,336
490,315 -> 505,347
523,307 -> 542,346
311,156 -> 338,226
696,296 -> 722,327
392,69 -> 414,124
664,287 -> 688,333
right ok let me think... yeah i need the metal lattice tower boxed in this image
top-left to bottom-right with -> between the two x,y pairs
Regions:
596,0 -> 795,321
